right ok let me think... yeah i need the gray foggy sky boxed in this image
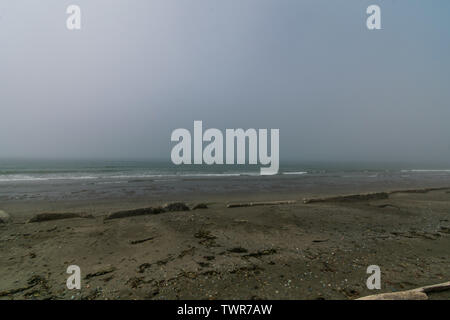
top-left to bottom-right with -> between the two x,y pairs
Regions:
1,0 -> 450,163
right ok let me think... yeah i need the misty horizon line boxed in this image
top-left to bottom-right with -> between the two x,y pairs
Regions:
1,157 -> 450,168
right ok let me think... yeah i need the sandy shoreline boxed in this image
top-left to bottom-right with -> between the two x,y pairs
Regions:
1,184 -> 449,300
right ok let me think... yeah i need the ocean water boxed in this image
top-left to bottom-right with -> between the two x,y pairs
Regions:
1,159 -> 450,183
1,159 -> 450,202
0,159 -> 306,183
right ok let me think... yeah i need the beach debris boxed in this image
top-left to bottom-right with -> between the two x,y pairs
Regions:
339,288 -> 360,299
243,249 -> 277,258
197,262 -> 211,268
130,236 -> 155,245
357,281 -> 450,300
81,288 -> 103,300
303,192 -> 389,204
85,265 -> 116,280
194,230 -> 218,247
163,202 -> 190,212
137,263 -> 152,273
391,230 -> 441,240
0,275 -> 49,297
227,200 -> 296,208
28,212 -> 93,223
192,203 -> 208,210
228,264 -> 264,275
137,256 -> 172,273
126,276 -> 145,289
227,247 -> 248,253
178,247 -> 196,258
312,239 -> 329,243
194,230 -> 217,240
147,288 -> 160,298
0,210 -> 11,223
0,286 -> 29,297
439,226 -> 450,234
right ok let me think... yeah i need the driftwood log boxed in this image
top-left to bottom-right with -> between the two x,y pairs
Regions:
303,192 -> 389,204
357,281 -> 450,300
303,187 -> 450,205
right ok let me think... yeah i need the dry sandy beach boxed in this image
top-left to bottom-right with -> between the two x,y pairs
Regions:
2,0 -> 450,304
1,176 -> 449,300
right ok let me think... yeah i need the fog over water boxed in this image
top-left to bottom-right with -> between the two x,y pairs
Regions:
1,1 -> 450,165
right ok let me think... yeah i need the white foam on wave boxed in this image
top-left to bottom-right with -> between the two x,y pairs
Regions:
0,175 -> 98,182
282,171 -> 307,175
186,173 -> 259,177
0,171 -> 261,182
95,181 -> 127,185
108,172 -> 256,179
401,169 -> 450,173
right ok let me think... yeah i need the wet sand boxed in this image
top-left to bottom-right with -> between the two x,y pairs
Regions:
1,184 -> 449,300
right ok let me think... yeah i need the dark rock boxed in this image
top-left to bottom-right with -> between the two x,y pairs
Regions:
197,262 -> 210,268
105,207 -> 161,220
163,202 -> 190,212
0,210 -> 10,224
228,247 -> 248,254
148,288 -> 160,298
105,203 -> 188,220
130,236 -> 155,245
243,249 -> 277,258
